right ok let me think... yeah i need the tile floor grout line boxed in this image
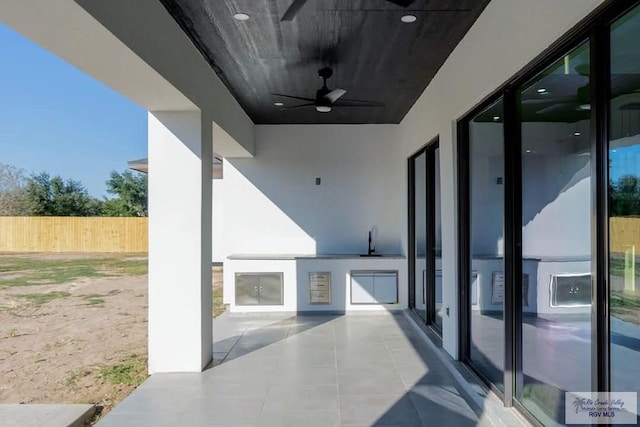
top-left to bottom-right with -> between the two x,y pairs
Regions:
382,315 -> 429,427
332,320 -> 343,427
219,323 -> 249,364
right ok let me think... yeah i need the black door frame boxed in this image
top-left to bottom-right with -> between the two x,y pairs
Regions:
408,137 -> 441,334
456,0 -> 639,419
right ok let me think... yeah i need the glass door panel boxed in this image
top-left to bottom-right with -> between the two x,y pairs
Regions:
517,41 -> 592,426
610,4 -> 640,404
468,99 -> 505,391
434,146 -> 443,330
414,151 -> 427,320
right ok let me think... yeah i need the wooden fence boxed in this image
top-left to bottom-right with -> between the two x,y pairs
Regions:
0,216 -> 637,255
0,217 -> 148,253
610,217 -> 640,254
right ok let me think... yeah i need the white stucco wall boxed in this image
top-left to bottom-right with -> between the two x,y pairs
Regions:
219,125 -> 404,258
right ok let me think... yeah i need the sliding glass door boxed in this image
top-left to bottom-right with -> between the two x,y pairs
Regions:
413,151 -> 427,320
609,2 -> 640,403
517,41 -> 592,426
465,99 -> 505,391
409,138 -> 441,332
458,2 -> 640,424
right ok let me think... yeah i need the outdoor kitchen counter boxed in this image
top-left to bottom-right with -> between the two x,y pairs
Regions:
227,254 -> 406,260
225,254 -> 409,312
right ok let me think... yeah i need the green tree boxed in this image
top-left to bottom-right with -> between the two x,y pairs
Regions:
0,163 -> 29,215
102,170 -> 147,217
610,174 -> 640,216
23,172 -> 102,216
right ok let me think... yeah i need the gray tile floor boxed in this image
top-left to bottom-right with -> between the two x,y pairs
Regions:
97,312 -> 490,427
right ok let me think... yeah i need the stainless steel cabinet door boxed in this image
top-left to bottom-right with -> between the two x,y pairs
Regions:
257,274 -> 283,305
373,273 -> 398,303
351,274 -> 376,304
235,274 -> 260,305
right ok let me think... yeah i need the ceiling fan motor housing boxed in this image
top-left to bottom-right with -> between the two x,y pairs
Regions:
316,87 -> 332,106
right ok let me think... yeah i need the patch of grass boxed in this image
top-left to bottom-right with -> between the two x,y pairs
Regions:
0,266 -> 106,288
611,291 -> 640,325
15,291 -> 70,305
212,267 -> 225,318
610,256 -> 640,279
65,367 -> 94,387
213,286 -> 225,318
105,259 -> 148,276
0,256 -> 148,288
99,355 -> 147,387
611,291 -> 640,308
82,294 -> 105,306
80,290 -> 121,306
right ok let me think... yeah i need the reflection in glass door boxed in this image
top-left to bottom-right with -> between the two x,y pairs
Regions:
517,41 -> 592,426
409,139 -> 441,331
467,99 -> 505,391
434,147 -> 443,330
414,151 -> 427,320
457,2 -> 640,424
610,3 -> 640,403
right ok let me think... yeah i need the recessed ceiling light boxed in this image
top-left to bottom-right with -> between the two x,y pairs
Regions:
574,132 -> 581,136
233,13 -> 250,21
537,88 -> 548,94
525,149 -> 532,153
492,116 -> 500,121
401,15 -> 417,23
316,106 -> 332,113
274,102 -> 284,107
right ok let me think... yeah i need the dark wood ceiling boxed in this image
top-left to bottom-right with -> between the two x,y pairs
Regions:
160,0 -> 491,124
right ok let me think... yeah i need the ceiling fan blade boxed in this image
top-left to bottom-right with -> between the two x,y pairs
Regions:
271,93 -> 315,102
536,103 -> 573,115
333,102 -> 385,108
335,98 -> 385,107
280,103 -> 315,110
281,0 -> 309,21
325,88 -> 347,104
385,0 -> 416,7
522,96 -> 575,105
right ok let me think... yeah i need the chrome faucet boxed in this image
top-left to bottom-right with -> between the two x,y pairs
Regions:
368,229 -> 375,255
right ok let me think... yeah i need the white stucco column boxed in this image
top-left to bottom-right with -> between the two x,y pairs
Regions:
148,111 -> 213,373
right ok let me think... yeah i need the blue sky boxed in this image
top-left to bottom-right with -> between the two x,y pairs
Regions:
0,23 -> 147,198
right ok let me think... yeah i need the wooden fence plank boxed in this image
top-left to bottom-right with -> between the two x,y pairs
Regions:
0,217 -> 148,253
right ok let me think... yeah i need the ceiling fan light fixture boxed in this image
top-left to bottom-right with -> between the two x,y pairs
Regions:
233,13 -> 250,21
316,105 -> 332,113
401,14 -> 417,23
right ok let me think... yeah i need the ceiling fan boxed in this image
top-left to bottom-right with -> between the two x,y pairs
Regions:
281,0 -> 416,21
271,67 -> 384,113
523,64 -> 591,116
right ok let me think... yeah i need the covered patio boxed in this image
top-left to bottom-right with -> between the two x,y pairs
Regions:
3,0 -> 634,425
97,312 -> 518,426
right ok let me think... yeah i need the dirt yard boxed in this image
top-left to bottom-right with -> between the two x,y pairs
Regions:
0,253 -> 223,420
